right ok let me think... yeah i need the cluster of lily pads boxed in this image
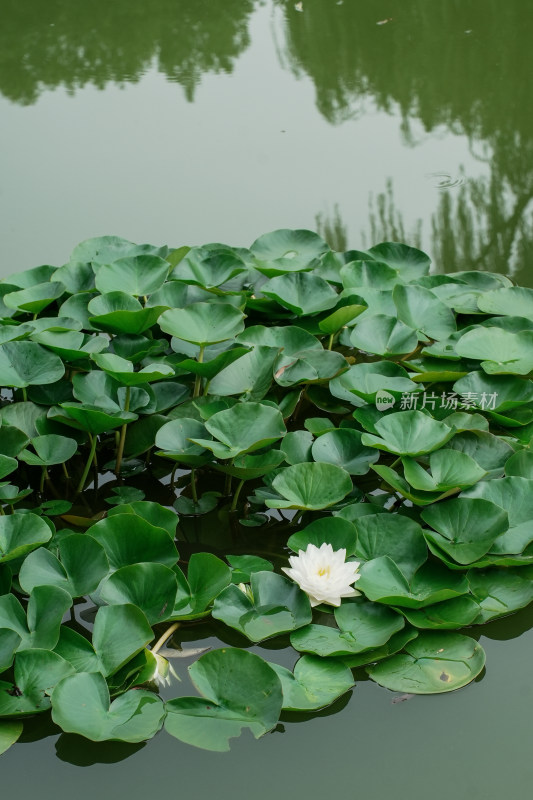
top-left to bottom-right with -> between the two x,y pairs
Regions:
1,229 -> 533,755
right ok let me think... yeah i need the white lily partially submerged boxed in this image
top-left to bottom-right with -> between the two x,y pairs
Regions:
282,542 -> 361,607
151,653 -> 179,688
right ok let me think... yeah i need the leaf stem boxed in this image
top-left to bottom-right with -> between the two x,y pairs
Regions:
151,622 -> 181,655
193,345 -> 205,398
115,386 -> 131,476
190,468 -> 198,503
327,332 -> 335,350
230,479 -> 245,513
75,434 -> 98,496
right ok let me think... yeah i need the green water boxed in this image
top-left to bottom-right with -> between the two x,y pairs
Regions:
2,0 -> 533,794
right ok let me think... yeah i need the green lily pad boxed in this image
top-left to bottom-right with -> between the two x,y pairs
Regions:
287,517 -> 358,556
352,514 -> 427,581
402,449 -> 487,492
18,534 -> 109,597
18,434 -> 78,467
467,568 -> 533,622
367,632 -> 486,694
356,557 -> 469,608
168,553 -> 232,620
281,430 -> 314,465
212,571 -> 312,642
193,402 -> 285,459
267,462 -> 353,510
291,598 -> 404,657
92,604 -> 154,677
88,292 -> 167,335
311,428 -> 379,475
0,513 -> 53,563
463,477 -> 533,554
0,720 -> 23,754
476,286 -> 533,319
30,329 -> 108,362
269,655 -> 354,711
52,671 -> 165,742
349,314 -> 418,356
505,450 -> 533,478
155,418 -> 212,467
421,498 -> 509,564
172,245 -> 248,287
165,648 -> 283,751
99,563 -> 178,625
227,555 -> 274,583
0,341 -> 64,388
92,353 -> 174,385
0,650 -> 75,718
88,514 -> 179,570
107,501 -> 178,539
393,284 -> 457,340
332,361 -> 419,404
341,627 -> 419,669
159,302 -> 245,345
94,254 -> 169,296
0,585 -> 72,652
251,228 -> 328,276
367,242 -> 431,281
399,596 -> 481,629
208,345 -> 279,400
55,402 -> 138,435
262,273 -> 338,316
456,328 -> 533,375
362,411 -> 456,457
236,324 -> 321,354
274,348 -> 346,387
3,282 -> 65,314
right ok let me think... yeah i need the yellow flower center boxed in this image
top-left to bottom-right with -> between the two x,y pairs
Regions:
317,566 -> 331,578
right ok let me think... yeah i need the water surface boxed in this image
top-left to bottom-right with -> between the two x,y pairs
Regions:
2,2 -> 533,795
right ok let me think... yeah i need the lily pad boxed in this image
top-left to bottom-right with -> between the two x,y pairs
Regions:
0,513 -> 53,563
0,341 -> 64,387
356,557 -> 469,608
269,655 -> 354,711
422,497 -> 509,565
212,571 -> 312,642
165,648 -> 283,751
291,599 -> 404,657
366,632 -> 486,694
19,534 -> 109,597
311,428 -> 379,475
361,411 -> 456,456
159,302 -> 245,345
52,672 -> 165,742
0,650 -> 75,718
267,462 -> 353,510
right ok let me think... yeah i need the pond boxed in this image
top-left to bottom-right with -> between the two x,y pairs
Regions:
2,1 -> 533,796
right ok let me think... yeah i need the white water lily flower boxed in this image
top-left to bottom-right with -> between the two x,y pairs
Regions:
282,543 -> 361,607
151,653 -> 179,688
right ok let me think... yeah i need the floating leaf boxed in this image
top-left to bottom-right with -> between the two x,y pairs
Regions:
159,303 -> 245,345
52,672 -> 165,742
0,513 -> 53,564
165,648 -> 282,751
212,571 -> 312,642
270,655 -> 354,711
367,632 -> 485,694
267,462 -> 353,510
0,650 -> 74,718
361,411 -> 456,456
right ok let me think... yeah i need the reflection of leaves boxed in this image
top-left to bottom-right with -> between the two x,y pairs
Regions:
277,0 -> 533,281
0,0 -> 255,105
